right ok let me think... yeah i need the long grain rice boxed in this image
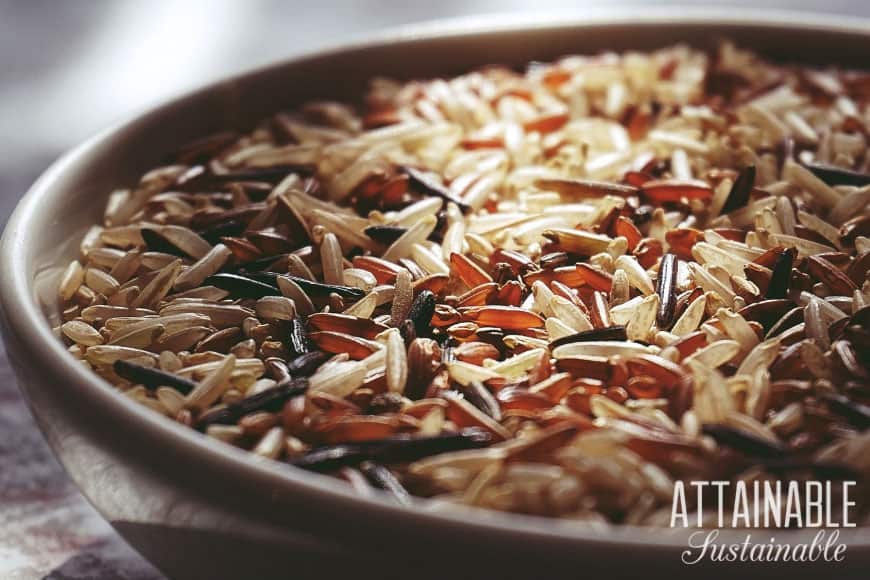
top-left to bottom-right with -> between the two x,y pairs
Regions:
52,40 -> 870,526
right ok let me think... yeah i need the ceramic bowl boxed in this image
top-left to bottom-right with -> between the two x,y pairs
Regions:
2,9 -> 869,579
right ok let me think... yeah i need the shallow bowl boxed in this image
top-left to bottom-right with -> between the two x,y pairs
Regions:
2,9 -> 869,579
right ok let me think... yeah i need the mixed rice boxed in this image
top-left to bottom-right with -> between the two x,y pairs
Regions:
56,41 -> 870,525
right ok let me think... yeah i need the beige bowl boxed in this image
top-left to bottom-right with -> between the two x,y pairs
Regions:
2,10 -> 869,579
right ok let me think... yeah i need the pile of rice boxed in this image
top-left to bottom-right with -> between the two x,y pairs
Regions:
55,41 -> 870,525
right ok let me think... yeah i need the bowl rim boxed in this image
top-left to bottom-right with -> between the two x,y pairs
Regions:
3,7 -> 870,551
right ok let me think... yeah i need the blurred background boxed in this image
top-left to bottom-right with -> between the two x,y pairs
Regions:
0,1 -> 868,578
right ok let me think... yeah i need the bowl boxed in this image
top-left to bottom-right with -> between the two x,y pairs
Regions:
2,9 -> 870,579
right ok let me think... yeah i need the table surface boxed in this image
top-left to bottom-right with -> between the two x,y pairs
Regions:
0,344 -> 164,580
2,1 -> 869,578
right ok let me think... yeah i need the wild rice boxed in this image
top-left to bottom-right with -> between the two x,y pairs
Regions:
54,41 -> 870,525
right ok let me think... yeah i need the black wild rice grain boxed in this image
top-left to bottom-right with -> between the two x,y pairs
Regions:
775,137 -> 795,175
656,253 -> 678,328
196,219 -> 246,245
428,209 -> 448,244
141,228 -> 190,258
475,327 -> 506,352
631,205 -> 655,226
702,424 -> 787,458
549,326 -> 628,348
766,248 -> 796,299
804,162 -> 870,187
493,263 -> 515,284
289,444 -> 360,472
457,381 -> 503,421
359,461 -> 412,505
287,351 -> 331,376
113,359 -> 197,394
233,254 -> 292,274
364,225 -> 408,245
407,290 -> 436,337
252,272 -> 365,300
204,273 -> 280,298
739,299 -> 795,333
289,428 -> 493,471
719,165 -> 756,214
399,318 -> 417,344
367,392 -> 405,414
373,429 -> 495,462
538,252 -> 569,269
402,165 -> 471,213
852,305 -> 870,329
283,316 -> 310,357
197,377 -> 308,428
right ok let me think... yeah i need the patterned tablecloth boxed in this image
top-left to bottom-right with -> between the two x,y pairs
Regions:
0,344 -> 164,580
